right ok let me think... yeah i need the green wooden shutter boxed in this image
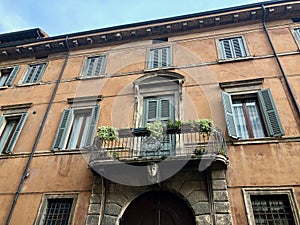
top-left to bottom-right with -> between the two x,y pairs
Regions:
160,97 -> 174,122
52,109 -> 73,150
257,88 -> 284,137
5,66 -> 20,86
5,112 -> 28,153
221,92 -> 239,139
143,98 -> 158,125
85,105 -> 100,147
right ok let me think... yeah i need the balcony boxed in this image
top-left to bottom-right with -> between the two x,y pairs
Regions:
89,125 -> 228,168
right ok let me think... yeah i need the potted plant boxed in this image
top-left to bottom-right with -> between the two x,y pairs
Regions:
193,119 -> 214,134
166,119 -> 182,134
97,125 -> 119,143
146,121 -> 164,139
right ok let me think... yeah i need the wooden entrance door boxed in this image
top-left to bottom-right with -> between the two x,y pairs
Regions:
121,191 -> 195,225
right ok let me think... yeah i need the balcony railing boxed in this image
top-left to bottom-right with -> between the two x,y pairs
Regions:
89,125 -> 228,164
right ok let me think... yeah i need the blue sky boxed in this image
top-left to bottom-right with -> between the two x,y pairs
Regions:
0,0 -> 267,37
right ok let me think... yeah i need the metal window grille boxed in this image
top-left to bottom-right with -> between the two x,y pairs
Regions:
251,195 -> 295,225
43,198 -> 73,225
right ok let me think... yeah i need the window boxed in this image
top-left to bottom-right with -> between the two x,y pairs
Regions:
295,28 -> 300,42
243,189 -> 300,225
0,66 -> 20,87
52,105 -> 100,150
219,36 -> 247,59
35,194 -> 77,225
0,113 -> 28,153
148,47 -> 171,69
251,195 -> 295,224
22,63 -> 46,84
82,55 -> 106,77
222,88 -> 284,139
143,96 -> 174,126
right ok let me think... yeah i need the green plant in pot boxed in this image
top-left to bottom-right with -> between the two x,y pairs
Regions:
166,119 -> 182,134
97,125 -> 119,143
193,119 -> 214,133
146,121 -> 164,139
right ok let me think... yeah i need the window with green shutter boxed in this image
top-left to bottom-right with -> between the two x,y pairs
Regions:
0,112 -> 28,153
52,105 -> 100,150
148,47 -> 171,69
23,63 -> 46,84
219,37 -> 247,59
143,96 -> 174,126
0,66 -> 20,87
221,88 -> 284,139
83,56 -> 106,77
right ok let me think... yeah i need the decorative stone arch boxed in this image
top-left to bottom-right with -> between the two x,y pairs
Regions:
133,71 -> 185,127
118,190 -> 196,225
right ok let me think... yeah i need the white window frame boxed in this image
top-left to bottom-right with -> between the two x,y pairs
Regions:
80,55 -> 107,78
243,188 -> 300,225
34,193 -> 78,225
19,63 -> 47,85
216,35 -> 250,61
146,45 -> 172,70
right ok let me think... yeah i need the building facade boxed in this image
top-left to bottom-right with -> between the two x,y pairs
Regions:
0,0 -> 300,224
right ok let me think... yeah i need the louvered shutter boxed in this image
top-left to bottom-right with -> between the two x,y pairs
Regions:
85,56 -> 106,76
52,109 -> 73,150
5,112 -> 28,153
0,116 -> 4,128
161,47 -> 170,67
144,99 -> 158,125
85,57 -> 95,76
221,92 -> 239,139
149,47 -> 170,69
160,97 -> 173,122
5,66 -> 20,86
295,29 -> 300,41
23,64 -> 45,84
232,37 -> 246,58
257,89 -> 284,137
85,105 -> 100,147
220,39 -> 233,59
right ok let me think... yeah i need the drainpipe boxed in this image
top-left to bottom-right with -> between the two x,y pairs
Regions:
261,4 -> 300,124
5,36 -> 71,225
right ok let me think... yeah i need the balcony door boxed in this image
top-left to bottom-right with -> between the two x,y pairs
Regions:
142,95 -> 175,156
121,191 -> 195,225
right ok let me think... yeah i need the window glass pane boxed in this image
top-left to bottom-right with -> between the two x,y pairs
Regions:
0,73 -> 9,86
246,101 -> 265,138
233,103 -> 249,139
67,110 -> 92,149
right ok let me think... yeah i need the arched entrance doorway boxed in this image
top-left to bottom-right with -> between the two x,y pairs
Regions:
121,191 -> 196,225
